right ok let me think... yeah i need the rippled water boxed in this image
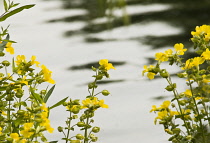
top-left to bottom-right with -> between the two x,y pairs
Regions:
0,0 -> 201,142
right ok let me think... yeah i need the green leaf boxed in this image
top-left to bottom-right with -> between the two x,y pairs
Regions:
3,0 -> 8,12
30,87 -> 43,104
0,4 -> 35,22
49,141 -> 58,143
11,3 -> 20,8
12,57 -> 15,72
49,97 -> 68,110
44,85 -> 55,103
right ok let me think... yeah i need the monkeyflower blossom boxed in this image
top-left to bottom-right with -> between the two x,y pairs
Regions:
20,123 -> 34,138
174,43 -> 187,55
202,48 -> 210,60
82,97 -> 108,109
182,57 -> 205,70
142,65 -> 156,80
155,49 -> 173,62
31,55 -> 40,67
10,133 -> 20,141
16,55 -> 26,65
99,59 -> 116,70
40,103 -> 54,133
5,42 -> 14,54
41,65 -> 55,84
191,25 -> 210,37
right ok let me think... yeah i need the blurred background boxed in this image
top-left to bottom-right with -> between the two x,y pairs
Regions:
1,0 -> 210,142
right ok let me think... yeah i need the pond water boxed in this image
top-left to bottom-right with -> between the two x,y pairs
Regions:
1,0 -> 209,142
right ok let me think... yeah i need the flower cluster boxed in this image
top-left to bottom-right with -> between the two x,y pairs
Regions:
144,25 -> 210,142
58,59 -> 115,143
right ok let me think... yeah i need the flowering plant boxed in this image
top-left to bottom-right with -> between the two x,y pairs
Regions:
58,59 -> 115,143
143,25 -> 210,142
0,1 -> 115,143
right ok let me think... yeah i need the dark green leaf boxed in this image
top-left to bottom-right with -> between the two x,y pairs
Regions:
3,0 -> 8,12
49,97 -> 68,110
44,85 -> 55,103
0,4 -> 35,22
30,87 -> 43,104
12,57 -> 15,72
49,141 -> 58,143
11,3 -> 20,8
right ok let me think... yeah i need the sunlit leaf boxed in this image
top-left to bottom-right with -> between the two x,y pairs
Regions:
49,97 -> 68,110
44,85 -> 55,103
0,4 -> 35,22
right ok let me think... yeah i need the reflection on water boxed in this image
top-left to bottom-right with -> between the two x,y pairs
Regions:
47,0 -> 210,67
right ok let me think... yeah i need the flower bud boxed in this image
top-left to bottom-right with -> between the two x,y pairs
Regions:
77,122 -> 85,127
34,118 -> 42,123
165,129 -> 173,135
91,137 -> 98,142
76,134 -> 84,140
179,100 -> 186,106
57,126 -> 63,132
92,127 -> 100,133
186,135 -> 192,141
15,92 -> 23,98
2,60 -> 10,67
6,94 -> 14,101
172,128 -> 180,135
88,83 -> 95,89
92,66 -> 96,71
96,75 -> 103,80
80,114 -> 87,120
73,100 -> 80,105
102,90 -> 110,96
40,90 -> 46,95
70,140 -> 80,143
72,107 -> 80,114
17,110 -> 25,116
0,52 -> 5,57
202,98 -> 210,102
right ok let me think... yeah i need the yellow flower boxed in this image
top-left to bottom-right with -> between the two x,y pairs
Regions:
147,72 -> 155,80
154,110 -> 168,124
0,127 -> 2,135
183,89 -> 203,100
99,59 -> 116,70
82,97 -> 108,109
202,48 -> 210,60
160,100 -> 170,109
155,49 -> 173,62
183,89 -> 192,98
16,55 -> 26,65
202,75 -> 210,83
41,65 -> 55,84
192,57 -> 205,66
142,65 -> 156,79
174,43 -> 187,55
98,99 -> 109,108
20,123 -> 34,138
41,103 -> 48,112
5,42 -> 14,54
10,133 -> 20,141
31,55 -> 40,67
155,52 -> 168,62
191,25 -> 210,37
150,105 -> 159,112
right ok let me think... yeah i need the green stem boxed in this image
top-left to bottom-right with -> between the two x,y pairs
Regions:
84,116 -> 90,143
188,81 -> 206,143
7,100 -> 12,133
66,111 -> 72,143
166,78 -> 191,135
